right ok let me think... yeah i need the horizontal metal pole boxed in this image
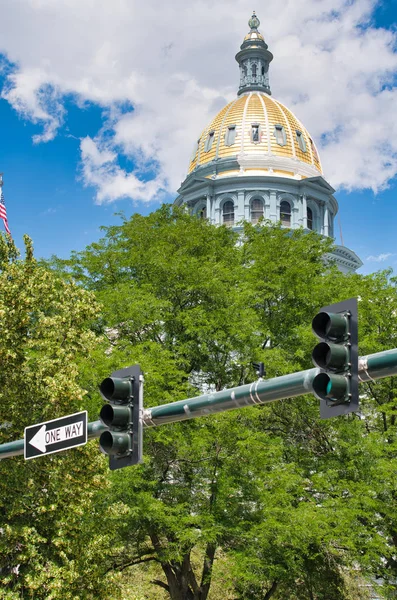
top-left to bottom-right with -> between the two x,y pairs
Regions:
1,347 -> 397,460
0,439 -> 24,459
143,368 -> 318,427
142,347 -> 397,427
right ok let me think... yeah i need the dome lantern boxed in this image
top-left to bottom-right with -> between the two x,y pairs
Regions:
248,11 -> 260,30
235,12 -> 273,96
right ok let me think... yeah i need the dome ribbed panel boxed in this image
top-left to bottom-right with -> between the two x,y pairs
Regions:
264,95 -> 294,159
244,93 -> 267,154
188,103 -> 231,173
276,102 -> 296,158
275,100 -> 321,170
217,96 -> 246,160
257,93 -> 271,152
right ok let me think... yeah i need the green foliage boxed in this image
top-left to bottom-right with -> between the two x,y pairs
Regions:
0,236 -> 115,599
50,205 -> 395,599
7,206 -> 397,599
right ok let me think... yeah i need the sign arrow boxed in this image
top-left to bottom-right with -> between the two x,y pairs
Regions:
24,411 -> 88,460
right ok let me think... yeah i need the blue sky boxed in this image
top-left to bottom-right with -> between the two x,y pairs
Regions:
0,0 -> 396,274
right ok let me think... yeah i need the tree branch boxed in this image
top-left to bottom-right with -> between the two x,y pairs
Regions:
105,555 -> 159,574
151,579 -> 170,593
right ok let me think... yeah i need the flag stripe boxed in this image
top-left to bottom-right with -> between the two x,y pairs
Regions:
0,195 -> 11,235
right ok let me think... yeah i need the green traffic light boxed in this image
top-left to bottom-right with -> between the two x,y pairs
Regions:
312,372 -> 349,402
311,299 -> 358,418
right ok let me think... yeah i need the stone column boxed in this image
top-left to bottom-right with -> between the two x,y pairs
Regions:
323,205 -> 329,237
206,194 -> 212,223
319,203 -> 324,235
214,195 -> 221,226
269,190 -> 277,223
264,191 -> 271,220
237,190 -> 245,223
292,195 -> 299,229
302,194 -> 307,228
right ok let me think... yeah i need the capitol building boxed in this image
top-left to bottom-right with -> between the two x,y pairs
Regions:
174,13 -> 362,274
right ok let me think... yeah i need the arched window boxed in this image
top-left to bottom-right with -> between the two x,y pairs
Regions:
199,205 -> 207,219
251,199 -> 264,224
280,201 -> 291,226
252,63 -> 257,79
223,200 -> 234,227
307,207 -> 313,230
261,65 -> 265,76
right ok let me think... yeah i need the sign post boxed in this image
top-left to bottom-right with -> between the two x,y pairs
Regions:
24,411 -> 88,460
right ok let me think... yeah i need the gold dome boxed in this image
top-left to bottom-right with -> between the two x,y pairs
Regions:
188,91 -> 322,180
244,30 -> 265,42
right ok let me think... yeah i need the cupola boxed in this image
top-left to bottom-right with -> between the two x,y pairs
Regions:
235,11 -> 273,96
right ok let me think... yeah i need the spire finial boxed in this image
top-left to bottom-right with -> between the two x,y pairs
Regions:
248,11 -> 260,30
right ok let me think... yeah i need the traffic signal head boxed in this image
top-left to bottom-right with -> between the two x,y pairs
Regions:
98,365 -> 143,470
100,377 -> 132,401
311,298 -> 358,418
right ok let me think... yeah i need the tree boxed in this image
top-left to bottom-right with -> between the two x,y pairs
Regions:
0,235 -> 116,599
56,206 -> 384,599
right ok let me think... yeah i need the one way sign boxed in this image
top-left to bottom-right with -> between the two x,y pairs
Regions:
24,411 -> 88,460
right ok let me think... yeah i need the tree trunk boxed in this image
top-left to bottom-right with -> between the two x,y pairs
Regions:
159,554 -> 197,600
198,542 -> 217,600
264,580 -> 278,600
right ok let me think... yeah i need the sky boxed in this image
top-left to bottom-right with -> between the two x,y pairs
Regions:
0,0 -> 396,274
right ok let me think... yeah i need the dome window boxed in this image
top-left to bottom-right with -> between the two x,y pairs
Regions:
252,63 -> 257,79
225,125 -> 237,146
191,138 -> 200,160
251,198 -> 264,224
296,130 -> 307,152
309,138 -> 319,161
274,125 -> 286,146
307,207 -> 313,230
280,200 -> 291,226
222,200 -> 234,227
251,124 -> 260,143
204,131 -> 215,152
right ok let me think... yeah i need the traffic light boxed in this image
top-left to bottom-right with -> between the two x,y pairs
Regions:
98,364 -> 143,470
311,298 -> 358,418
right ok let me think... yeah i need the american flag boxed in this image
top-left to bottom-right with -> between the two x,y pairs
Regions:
0,190 -> 11,235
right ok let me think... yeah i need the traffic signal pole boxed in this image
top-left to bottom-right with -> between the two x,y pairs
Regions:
1,346 -> 397,460
142,346 -> 395,427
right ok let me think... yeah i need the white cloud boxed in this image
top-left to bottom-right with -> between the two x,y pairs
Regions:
366,252 -> 395,262
80,136 -> 166,203
0,0 -> 396,202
